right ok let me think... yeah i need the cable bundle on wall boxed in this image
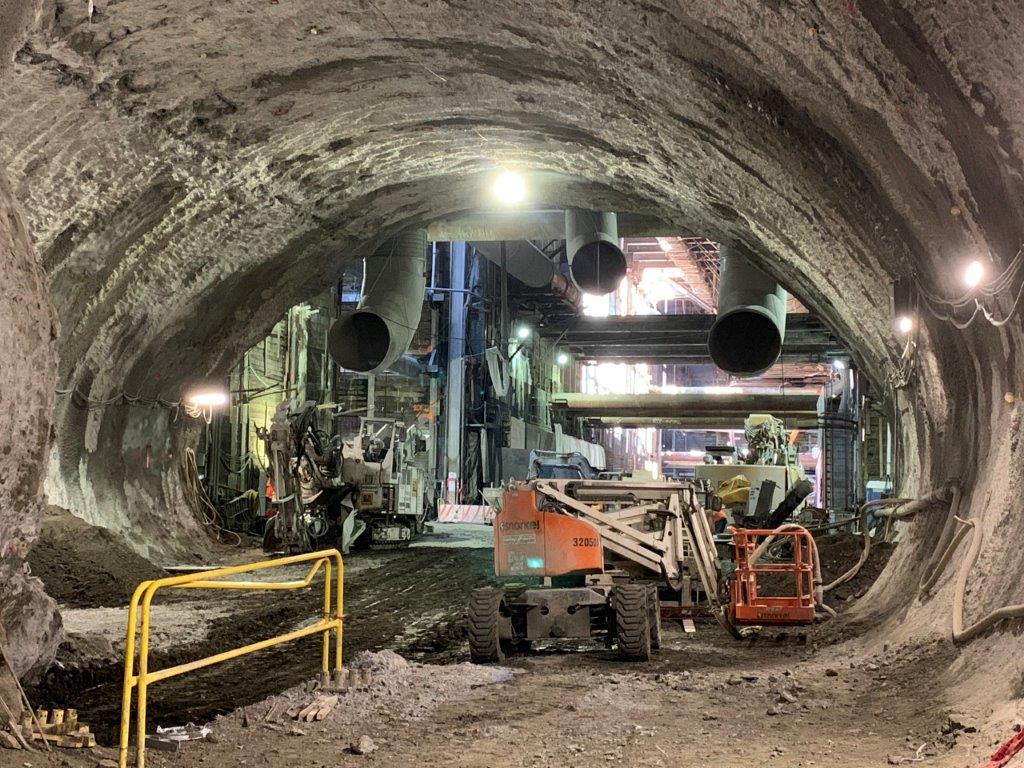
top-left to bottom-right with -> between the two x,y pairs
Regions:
919,245 -> 1024,329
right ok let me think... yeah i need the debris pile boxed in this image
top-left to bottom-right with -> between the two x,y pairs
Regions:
27,506 -> 167,608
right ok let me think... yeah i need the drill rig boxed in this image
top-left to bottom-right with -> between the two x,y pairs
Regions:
261,402 -> 429,553
469,477 -> 821,662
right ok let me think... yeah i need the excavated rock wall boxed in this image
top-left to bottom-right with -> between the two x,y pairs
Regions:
0,0 -> 61,681
0,0 -> 1021,708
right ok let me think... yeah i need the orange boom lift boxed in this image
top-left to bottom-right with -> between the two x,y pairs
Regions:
469,478 -> 819,662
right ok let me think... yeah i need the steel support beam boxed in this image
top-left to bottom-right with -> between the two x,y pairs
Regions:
551,391 -> 820,421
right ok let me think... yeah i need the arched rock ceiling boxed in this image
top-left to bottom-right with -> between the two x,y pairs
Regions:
0,0 -> 1017,534
2,0 -> 1019,389
1,0 -> 1024,695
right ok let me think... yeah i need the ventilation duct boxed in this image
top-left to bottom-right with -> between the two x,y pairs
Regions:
564,209 -> 627,294
328,229 -> 428,374
471,241 -> 555,288
708,245 -> 788,377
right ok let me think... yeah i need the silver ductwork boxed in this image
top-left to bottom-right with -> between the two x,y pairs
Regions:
564,209 -> 627,294
471,241 -> 555,288
328,229 -> 428,373
708,244 -> 788,377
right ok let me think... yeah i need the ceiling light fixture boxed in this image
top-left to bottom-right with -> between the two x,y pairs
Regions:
556,351 -> 570,366
186,390 -> 229,407
492,170 -> 526,205
515,325 -> 531,341
896,315 -> 914,335
963,259 -> 986,289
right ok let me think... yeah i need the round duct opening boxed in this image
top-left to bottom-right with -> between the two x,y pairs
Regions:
708,309 -> 783,377
328,311 -> 392,372
569,240 -> 627,294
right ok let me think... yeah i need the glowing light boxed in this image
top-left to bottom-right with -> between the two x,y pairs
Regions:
964,259 -> 985,289
832,359 -> 846,371
186,390 -> 229,407
492,170 -> 526,204
702,385 -> 741,395
526,557 -> 544,569
556,351 -> 570,366
515,325 -> 531,340
896,315 -> 914,334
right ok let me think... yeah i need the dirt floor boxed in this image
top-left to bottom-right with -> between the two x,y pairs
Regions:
27,507 -> 169,608
6,522 -> 1009,768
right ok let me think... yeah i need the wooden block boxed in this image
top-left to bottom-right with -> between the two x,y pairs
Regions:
313,695 -> 337,722
682,618 -> 697,633
52,709 -> 65,726
66,709 -> 78,730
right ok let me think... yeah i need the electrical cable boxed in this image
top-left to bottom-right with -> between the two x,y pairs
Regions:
917,245 -> 1024,329
181,447 -> 242,546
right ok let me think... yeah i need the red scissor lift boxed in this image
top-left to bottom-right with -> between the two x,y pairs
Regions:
729,528 -> 816,625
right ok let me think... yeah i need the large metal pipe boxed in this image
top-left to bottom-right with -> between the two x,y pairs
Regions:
564,209 -> 627,294
708,245 -> 788,377
328,229 -> 427,373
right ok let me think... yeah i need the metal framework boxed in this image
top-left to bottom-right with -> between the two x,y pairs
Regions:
119,550 -> 344,768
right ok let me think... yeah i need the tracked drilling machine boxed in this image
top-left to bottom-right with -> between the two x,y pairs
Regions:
261,402 -> 428,553
469,477 -> 822,662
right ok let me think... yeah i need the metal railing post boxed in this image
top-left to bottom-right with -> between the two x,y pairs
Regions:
118,549 -> 344,768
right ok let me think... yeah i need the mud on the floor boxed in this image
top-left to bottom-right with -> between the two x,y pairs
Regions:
26,544 -> 500,744
27,506 -> 170,608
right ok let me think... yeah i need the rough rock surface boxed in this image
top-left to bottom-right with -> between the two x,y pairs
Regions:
0,36 -> 61,678
0,0 -> 1022,711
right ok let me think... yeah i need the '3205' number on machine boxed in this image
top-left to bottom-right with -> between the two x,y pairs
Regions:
572,537 -> 599,547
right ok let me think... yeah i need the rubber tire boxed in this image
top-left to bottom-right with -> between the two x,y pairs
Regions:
615,584 -> 652,661
645,584 -> 662,650
468,588 -> 506,663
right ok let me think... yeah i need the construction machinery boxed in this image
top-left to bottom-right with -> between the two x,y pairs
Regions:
468,477 -> 822,662
261,402 -> 429,553
694,414 -> 814,529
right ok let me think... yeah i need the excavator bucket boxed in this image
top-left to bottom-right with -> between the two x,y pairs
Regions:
493,487 -> 605,577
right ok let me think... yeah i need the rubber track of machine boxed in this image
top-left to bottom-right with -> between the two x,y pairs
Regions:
645,583 -> 662,650
615,584 -> 651,661
468,587 -> 506,663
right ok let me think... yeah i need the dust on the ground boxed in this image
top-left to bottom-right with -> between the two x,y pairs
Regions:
26,506 -> 169,608
26,541 -> 500,745
6,628 -> 995,768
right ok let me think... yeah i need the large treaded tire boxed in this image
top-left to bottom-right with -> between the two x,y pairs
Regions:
615,584 -> 652,661
645,584 -> 662,650
468,588 -> 506,663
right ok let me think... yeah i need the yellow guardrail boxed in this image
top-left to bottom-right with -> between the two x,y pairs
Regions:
119,549 -> 343,768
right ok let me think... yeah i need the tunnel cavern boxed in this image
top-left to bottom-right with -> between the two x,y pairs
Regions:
1,3 -> 1023,766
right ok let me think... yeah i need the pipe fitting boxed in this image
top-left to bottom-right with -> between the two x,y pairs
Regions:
564,209 -> 626,295
708,245 -> 788,377
328,229 -> 428,374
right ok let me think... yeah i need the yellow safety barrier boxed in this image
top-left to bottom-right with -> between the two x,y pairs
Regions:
118,549 -> 343,768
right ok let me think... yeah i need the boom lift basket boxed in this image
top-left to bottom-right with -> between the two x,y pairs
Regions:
729,528 -> 816,625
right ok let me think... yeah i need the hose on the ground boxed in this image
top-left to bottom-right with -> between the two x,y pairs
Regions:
928,515 -> 1024,643
821,497 -> 912,594
181,447 -> 242,546
749,523 -> 836,618
822,488 -> 957,594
